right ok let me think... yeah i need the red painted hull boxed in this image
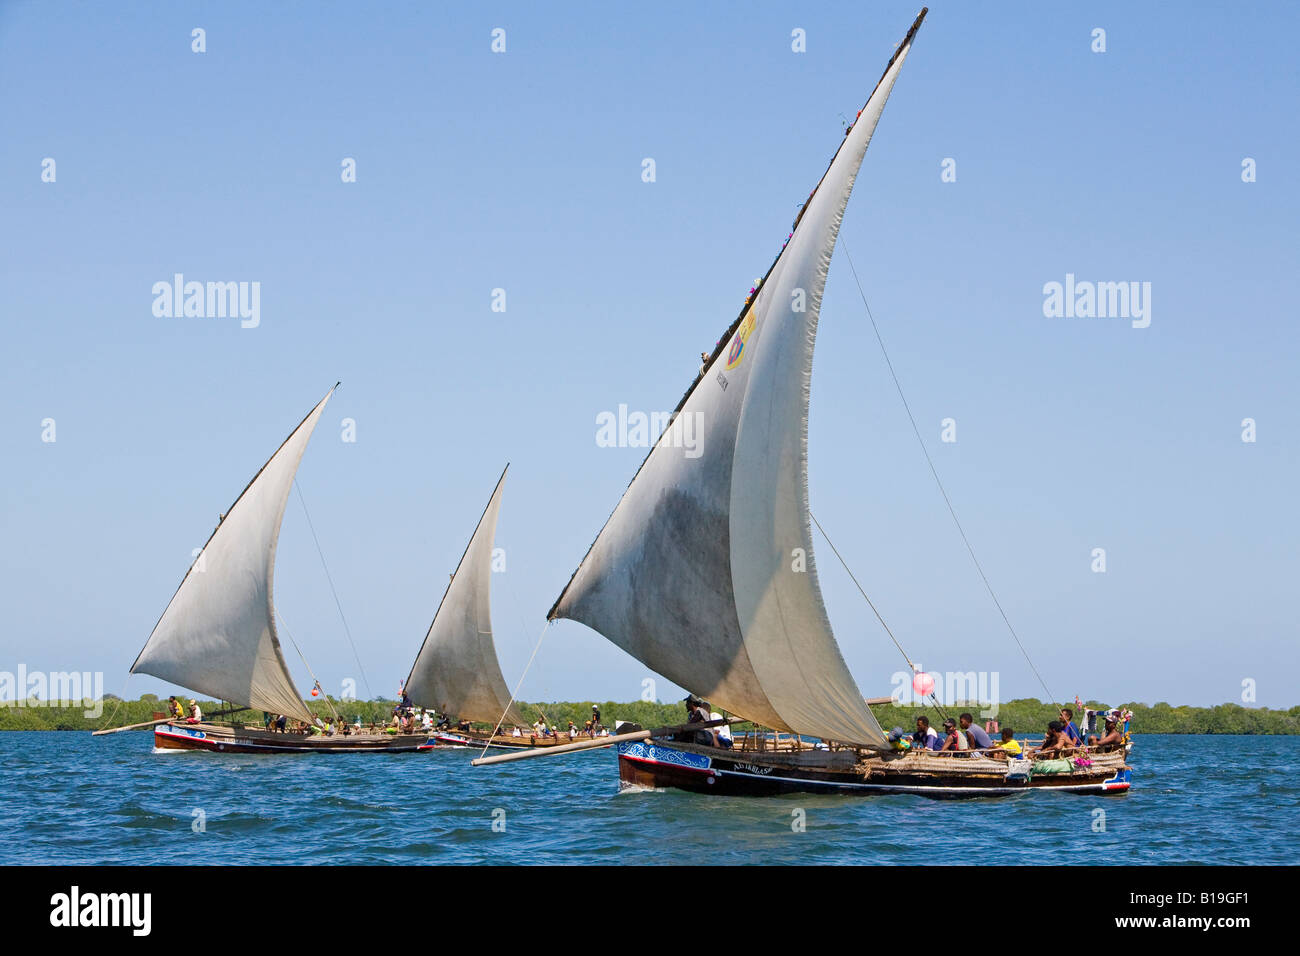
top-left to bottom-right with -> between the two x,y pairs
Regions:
153,722 -> 430,754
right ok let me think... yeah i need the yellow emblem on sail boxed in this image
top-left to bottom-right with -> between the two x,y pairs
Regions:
725,311 -> 757,371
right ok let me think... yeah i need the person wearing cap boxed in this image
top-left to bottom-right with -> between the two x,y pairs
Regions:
691,698 -> 717,746
186,699 -> 202,723
940,717 -> 969,752
676,696 -> 714,745
1088,715 -> 1124,750
590,704 -> 602,732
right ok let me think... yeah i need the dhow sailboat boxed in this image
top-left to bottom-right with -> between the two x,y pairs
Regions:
476,8 -> 1134,797
97,386 -> 428,753
406,467 -> 600,751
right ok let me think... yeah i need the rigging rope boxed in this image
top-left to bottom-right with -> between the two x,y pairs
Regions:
293,479 -> 373,700
837,235 -> 1056,704
96,672 -> 134,731
276,609 -> 340,723
478,619 -> 553,761
502,575 -> 552,724
809,510 -> 947,720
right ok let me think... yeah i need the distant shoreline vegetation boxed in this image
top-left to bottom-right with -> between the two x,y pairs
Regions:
2,695 -> 1298,735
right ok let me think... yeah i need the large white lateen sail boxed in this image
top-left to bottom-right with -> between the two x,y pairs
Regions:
550,12 -> 927,748
130,389 -> 335,724
404,466 -> 525,727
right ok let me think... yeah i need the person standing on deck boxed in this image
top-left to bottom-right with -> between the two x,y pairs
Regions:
960,713 -> 993,750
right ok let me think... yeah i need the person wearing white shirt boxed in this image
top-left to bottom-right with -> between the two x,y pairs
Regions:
710,711 -> 733,749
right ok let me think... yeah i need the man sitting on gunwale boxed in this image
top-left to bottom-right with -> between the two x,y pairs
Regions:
1058,707 -> 1084,747
1031,721 -> 1076,758
960,713 -> 993,750
675,696 -> 717,746
1088,715 -> 1124,750
939,718 -> 969,752
993,727 -> 1022,756
911,715 -> 942,751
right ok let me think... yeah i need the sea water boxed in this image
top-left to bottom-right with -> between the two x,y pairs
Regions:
1,732 -> 1294,865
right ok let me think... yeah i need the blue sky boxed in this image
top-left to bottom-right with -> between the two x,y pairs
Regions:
2,1 -> 1296,712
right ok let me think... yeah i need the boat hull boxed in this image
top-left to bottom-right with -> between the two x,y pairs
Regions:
429,730 -> 606,751
153,722 -> 431,754
617,739 -> 1133,799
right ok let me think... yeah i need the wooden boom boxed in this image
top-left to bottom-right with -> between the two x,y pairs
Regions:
92,706 -> 251,736
91,716 -> 174,736
471,718 -> 733,767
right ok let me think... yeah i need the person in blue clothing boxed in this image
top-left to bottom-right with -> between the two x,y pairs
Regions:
960,712 -> 993,750
1058,707 -> 1084,747
912,715 -> 943,750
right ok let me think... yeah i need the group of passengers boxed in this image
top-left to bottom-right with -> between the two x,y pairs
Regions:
895,707 -> 1125,758
167,695 -> 204,724
522,706 -> 609,740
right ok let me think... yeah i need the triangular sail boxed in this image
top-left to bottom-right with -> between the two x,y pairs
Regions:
131,389 -> 336,724
404,466 -> 526,727
549,11 -> 927,748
